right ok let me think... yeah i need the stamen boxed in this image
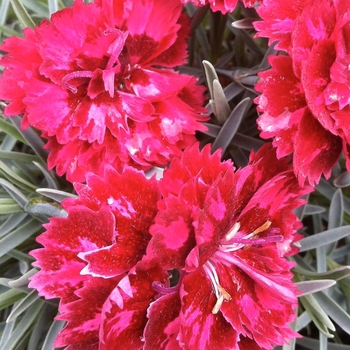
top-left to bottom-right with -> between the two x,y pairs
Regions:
212,285 -> 232,314
203,261 -> 220,298
252,220 -> 272,235
203,261 -> 231,314
62,71 -> 94,93
225,222 -> 241,241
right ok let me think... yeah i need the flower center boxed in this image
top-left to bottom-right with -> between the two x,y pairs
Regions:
61,29 -> 130,98
204,220 -> 283,314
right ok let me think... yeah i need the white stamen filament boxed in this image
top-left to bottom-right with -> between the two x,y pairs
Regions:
203,261 -> 231,314
225,222 -> 241,241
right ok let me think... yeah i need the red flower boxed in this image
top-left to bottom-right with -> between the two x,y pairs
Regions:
255,55 -> 342,185
255,0 -> 350,185
180,0 -> 238,14
0,0 -> 207,182
254,0 -> 308,52
29,166 -> 160,349
103,143 -> 311,349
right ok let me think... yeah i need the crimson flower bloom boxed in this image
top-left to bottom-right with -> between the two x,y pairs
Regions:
180,0 -> 237,14
0,0 -> 207,182
255,0 -> 350,185
255,55 -> 342,186
100,143 -> 312,349
29,166 -> 160,349
254,0 -> 307,52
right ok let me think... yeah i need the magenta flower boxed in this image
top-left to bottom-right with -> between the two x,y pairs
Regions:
254,0 -> 307,52
255,0 -> 350,185
180,0 -> 238,14
255,55 -> 342,185
0,0 -> 207,182
29,165 -> 160,349
100,143 -> 312,349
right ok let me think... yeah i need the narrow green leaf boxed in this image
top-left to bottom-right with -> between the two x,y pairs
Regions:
0,289 -> 26,311
295,311 -> 312,332
299,226 -> 350,252
28,303 -> 58,350
202,60 -> 219,99
0,320 -> 15,349
21,0 -> 49,17
0,118 -> 26,145
296,280 -> 336,297
0,213 -> 27,237
300,294 -> 335,337
1,298 -> 44,350
303,204 -> 326,215
36,188 -> 78,202
297,337 -> 350,350
230,133 -> 264,152
329,189 -> 343,230
314,291 -> 350,335
211,98 -> 250,154
212,79 -> 231,124
0,151 -> 41,163
10,117 -> 48,162
8,269 -> 37,291
294,265 -> 350,282
333,171 -> 350,188
0,219 -> 42,258
0,203 -> 23,214
7,290 -> 39,322
6,249 -> 34,264
0,161 -> 37,191
0,178 -> 28,208
0,24 -> 22,37
0,0 -> 11,25
0,134 -> 17,152
33,162 -> 59,189
10,0 -> 35,28
42,319 -> 65,350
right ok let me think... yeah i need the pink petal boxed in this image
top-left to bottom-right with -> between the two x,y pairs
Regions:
54,276 -> 120,350
143,293 -> 181,350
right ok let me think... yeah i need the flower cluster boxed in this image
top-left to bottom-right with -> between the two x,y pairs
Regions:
0,0 -> 324,348
180,0 -> 259,13
0,0 -> 207,182
29,143 -> 311,349
254,0 -> 350,185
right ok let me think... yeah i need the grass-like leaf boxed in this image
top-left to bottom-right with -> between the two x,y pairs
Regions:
313,291 -> 350,335
0,298 -> 44,350
211,97 -> 250,153
300,294 -> 335,338
7,289 -> 40,322
296,280 -> 336,297
10,0 -> 35,28
0,218 -> 42,258
0,289 -> 26,311
299,226 -> 350,252
36,188 -> 78,202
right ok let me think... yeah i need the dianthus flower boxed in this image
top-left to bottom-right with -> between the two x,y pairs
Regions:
253,0 -> 308,52
180,0 -> 257,14
255,55 -> 342,186
255,0 -> 350,185
29,165 -> 160,349
99,143 -> 312,349
0,0 -> 207,182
